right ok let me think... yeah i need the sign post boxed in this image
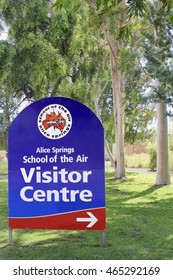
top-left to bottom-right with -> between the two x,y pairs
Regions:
8,97 -> 106,243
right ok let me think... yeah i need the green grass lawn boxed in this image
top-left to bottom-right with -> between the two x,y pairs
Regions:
0,161 -> 7,174
0,171 -> 173,260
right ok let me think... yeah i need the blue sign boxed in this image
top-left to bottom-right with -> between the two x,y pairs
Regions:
8,97 -> 106,230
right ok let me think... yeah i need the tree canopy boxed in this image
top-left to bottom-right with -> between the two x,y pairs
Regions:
0,0 -> 172,182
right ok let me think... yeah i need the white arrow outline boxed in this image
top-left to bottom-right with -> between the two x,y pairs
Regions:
76,212 -> 98,228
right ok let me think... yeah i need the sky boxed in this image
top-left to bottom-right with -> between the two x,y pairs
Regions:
0,22 -> 8,40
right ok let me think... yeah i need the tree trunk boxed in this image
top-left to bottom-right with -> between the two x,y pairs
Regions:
94,89 -> 115,169
109,41 -> 125,179
156,102 -> 171,185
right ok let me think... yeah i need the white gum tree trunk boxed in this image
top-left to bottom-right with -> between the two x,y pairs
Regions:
94,83 -> 116,168
109,39 -> 126,179
156,102 -> 171,185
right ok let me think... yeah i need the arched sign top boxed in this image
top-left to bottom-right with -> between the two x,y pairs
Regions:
8,97 -> 106,231
10,96 -> 104,136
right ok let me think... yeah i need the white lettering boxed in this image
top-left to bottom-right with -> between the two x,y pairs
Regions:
41,171 -> 52,183
47,190 -> 59,202
20,186 -> 33,202
20,167 -> 92,184
70,190 -> 80,201
83,171 -> 92,183
36,147 -> 50,153
33,189 -> 45,202
23,155 -> 48,163
80,190 -> 92,202
20,186 -> 93,202
20,168 -> 35,183
68,171 -> 82,183
58,168 -> 68,183
60,187 -> 70,202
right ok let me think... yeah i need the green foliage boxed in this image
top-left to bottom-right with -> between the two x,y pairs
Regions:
0,0 -> 85,100
126,0 -> 147,17
0,0 -> 172,153
0,87 -> 19,149
0,0 -> 113,147
142,4 -> 173,105
53,0 -> 64,7
162,0 -> 173,11
54,0 -> 173,13
0,0 -> 107,106
125,97 -> 155,144
117,23 -> 133,41
99,87 -> 115,148
147,143 -> 157,171
0,41 -> 14,83
121,46 -> 155,144
95,0 -> 173,12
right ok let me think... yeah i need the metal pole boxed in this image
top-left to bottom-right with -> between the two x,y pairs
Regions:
9,228 -> 13,244
102,230 -> 106,247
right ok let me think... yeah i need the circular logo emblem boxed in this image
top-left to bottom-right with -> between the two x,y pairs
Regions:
37,104 -> 72,139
